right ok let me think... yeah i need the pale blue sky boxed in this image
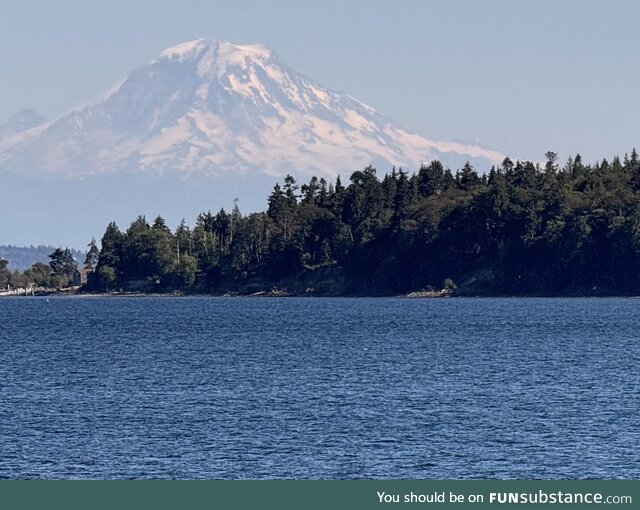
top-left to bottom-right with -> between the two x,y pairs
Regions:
2,0 -> 639,163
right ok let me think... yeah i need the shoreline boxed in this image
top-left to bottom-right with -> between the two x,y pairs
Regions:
4,289 -> 640,299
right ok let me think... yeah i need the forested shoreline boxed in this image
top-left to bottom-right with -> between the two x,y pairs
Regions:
5,151 -> 640,296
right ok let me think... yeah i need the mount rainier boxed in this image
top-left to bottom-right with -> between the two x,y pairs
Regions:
0,39 -> 503,178
0,39 -> 505,247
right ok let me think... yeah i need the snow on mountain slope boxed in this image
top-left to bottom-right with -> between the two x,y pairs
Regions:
0,39 -> 504,178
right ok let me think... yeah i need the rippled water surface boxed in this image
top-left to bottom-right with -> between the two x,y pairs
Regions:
1,297 -> 639,479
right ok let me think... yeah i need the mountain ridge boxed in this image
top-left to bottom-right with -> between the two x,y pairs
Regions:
0,39 -> 504,179
0,39 -> 507,247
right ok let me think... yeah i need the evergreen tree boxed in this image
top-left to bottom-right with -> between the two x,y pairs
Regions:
301,176 -> 320,205
283,174 -> 299,209
417,161 -> 444,197
0,259 -> 10,289
64,150 -> 640,296
456,162 -> 481,191
48,248 -> 77,287
93,222 -> 123,290
84,237 -> 100,270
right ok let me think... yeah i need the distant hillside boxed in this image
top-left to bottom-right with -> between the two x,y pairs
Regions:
0,245 -> 86,271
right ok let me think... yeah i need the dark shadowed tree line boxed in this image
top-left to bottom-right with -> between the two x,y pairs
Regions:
78,150 -> 640,296
6,152 -> 640,296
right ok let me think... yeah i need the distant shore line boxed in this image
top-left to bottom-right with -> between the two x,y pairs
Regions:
3,287 -> 639,298
0,288 -> 453,299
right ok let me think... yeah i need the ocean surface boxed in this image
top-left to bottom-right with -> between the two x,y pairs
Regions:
1,296 -> 638,479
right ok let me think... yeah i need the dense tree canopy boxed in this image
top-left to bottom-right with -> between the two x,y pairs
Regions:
6,152 -> 640,295
76,151 -> 640,296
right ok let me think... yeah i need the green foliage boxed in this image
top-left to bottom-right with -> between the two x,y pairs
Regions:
48,248 -> 78,287
95,265 -> 118,290
71,149 -> 640,295
89,222 -> 124,291
84,237 -> 100,270
173,254 -> 198,288
0,259 -> 10,289
24,262 -> 52,287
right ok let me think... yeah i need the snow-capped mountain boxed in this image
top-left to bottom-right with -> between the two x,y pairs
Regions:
0,39 -> 508,247
0,39 -> 504,178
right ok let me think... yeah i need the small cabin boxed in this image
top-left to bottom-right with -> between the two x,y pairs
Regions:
72,268 -> 92,286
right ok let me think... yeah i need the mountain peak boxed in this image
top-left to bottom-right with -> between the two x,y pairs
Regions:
155,38 -> 207,61
0,39 -> 504,179
155,39 -> 272,65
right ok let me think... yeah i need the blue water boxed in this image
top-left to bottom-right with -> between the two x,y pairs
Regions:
0,297 -> 638,479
